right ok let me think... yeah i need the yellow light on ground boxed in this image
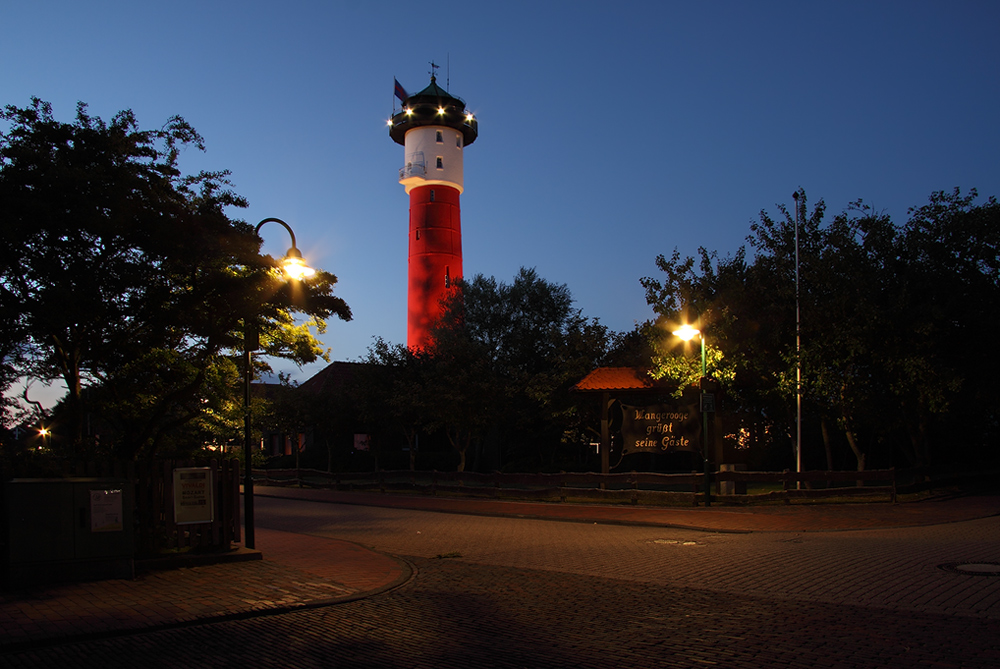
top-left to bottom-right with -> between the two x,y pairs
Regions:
672,324 -> 700,341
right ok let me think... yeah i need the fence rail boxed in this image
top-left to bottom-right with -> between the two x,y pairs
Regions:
253,467 -> 899,505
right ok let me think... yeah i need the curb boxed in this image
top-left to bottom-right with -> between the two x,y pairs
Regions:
0,549 -> 413,656
254,487 -> 1000,534
135,546 -> 263,573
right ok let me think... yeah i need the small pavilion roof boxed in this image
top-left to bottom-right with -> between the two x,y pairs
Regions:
572,367 -> 665,392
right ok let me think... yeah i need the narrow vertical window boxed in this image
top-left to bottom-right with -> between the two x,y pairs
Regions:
445,266 -> 451,288
435,130 -> 443,143
456,133 -> 462,148
436,156 -> 443,169
429,189 -> 435,202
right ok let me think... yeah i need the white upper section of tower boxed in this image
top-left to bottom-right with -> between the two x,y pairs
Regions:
398,125 -> 465,194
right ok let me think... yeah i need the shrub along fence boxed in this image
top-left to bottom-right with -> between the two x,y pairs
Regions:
253,467 -> 900,505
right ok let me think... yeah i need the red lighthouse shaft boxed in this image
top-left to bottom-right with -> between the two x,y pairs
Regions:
407,184 -> 462,349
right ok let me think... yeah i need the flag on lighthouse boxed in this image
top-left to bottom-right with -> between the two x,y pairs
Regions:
394,78 -> 408,102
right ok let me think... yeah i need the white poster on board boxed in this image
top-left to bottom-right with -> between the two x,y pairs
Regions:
173,467 -> 215,525
90,488 -> 124,532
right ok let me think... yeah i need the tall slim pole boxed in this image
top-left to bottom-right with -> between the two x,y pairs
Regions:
243,319 -> 255,549
793,191 -> 802,485
701,333 -> 710,507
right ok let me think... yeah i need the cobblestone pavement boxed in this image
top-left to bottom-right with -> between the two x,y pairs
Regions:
2,557 -> 998,668
2,494 -> 998,667
255,495 -> 1000,620
0,527 -> 407,649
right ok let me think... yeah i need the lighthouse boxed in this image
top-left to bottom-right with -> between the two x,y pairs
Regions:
388,72 -> 478,350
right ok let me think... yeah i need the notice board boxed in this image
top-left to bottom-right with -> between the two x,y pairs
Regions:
173,467 -> 215,525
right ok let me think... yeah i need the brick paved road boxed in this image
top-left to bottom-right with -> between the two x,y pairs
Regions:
3,496 -> 998,668
255,496 -> 1000,620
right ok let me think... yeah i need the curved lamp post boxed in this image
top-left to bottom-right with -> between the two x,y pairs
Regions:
244,217 -> 315,549
672,324 -> 712,507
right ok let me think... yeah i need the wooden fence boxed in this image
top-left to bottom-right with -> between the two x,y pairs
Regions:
1,458 -> 241,559
253,467 -> 898,505
133,459 -> 241,557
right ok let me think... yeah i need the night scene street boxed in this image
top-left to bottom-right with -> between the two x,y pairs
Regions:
2,490 -> 999,668
4,3 -> 1000,668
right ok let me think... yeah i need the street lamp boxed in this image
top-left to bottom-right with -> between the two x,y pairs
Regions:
244,217 -> 315,549
672,324 -> 712,507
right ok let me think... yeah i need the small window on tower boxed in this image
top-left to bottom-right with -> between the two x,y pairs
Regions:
435,130 -> 443,143
415,229 -> 420,240
456,133 -> 462,148
436,157 -> 443,169
429,189 -> 435,202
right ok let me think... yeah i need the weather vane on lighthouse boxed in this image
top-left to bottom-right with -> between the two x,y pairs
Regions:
387,69 -> 478,350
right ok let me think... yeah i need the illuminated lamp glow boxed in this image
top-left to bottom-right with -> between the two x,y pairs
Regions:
672,324 -> 700,341
282,253 -> 316,280
437,107 -> 446,115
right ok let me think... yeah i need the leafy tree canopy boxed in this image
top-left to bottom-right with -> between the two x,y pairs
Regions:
0,98 -> 351,459
640,188 -> 1000,471
352,268 -> 615,472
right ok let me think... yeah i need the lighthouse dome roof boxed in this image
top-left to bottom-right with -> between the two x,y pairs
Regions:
407,76 -> 462,106
389,76 -> 478,147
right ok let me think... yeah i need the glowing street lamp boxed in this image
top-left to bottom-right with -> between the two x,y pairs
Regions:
243,217 -> 315,549
280,247 -> 316,281
672,323 -> 712,507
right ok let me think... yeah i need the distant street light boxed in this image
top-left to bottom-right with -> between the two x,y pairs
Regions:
244,218 -> 316,549
672,323 -> 712,507
38,426 -> 50,451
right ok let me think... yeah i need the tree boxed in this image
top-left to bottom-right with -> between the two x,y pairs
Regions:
642,192 -> 887,471
890,188 -> 1000,466
430,267 -> 614,470
641,188 -> 1000,472
358,338 -> 432,471
350,268 -> 614,473
0,98 -> 351,459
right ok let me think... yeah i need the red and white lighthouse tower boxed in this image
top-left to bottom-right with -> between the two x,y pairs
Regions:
388,73 -> 478,350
